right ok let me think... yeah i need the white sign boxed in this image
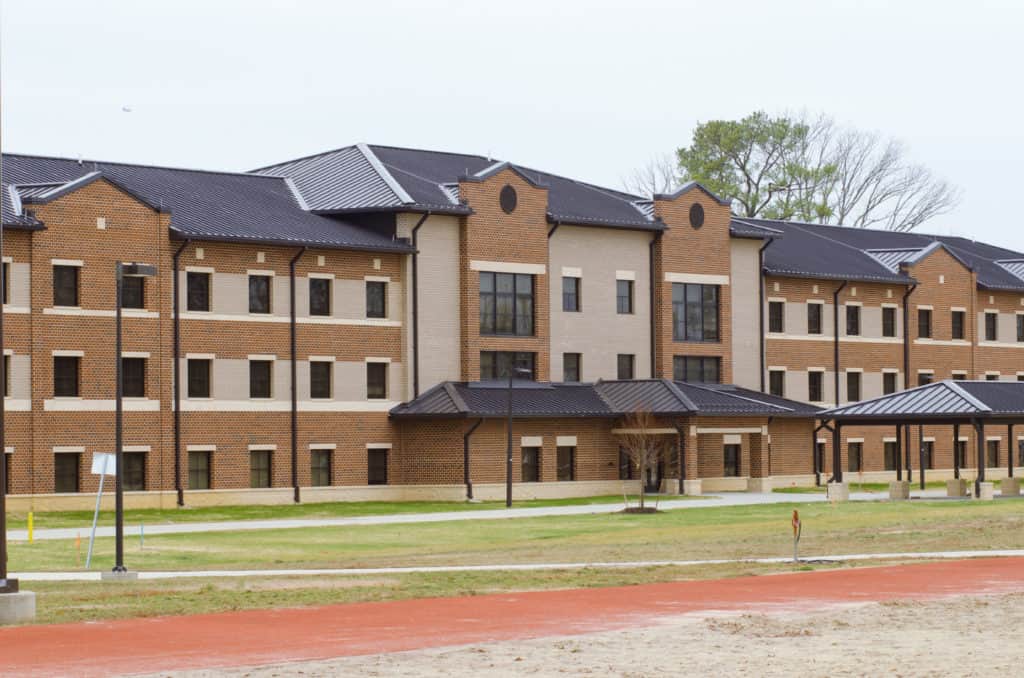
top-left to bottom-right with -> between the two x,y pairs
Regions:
91,452 -> 117,476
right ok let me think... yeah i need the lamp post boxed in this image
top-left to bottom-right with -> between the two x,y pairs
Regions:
505,366 -> 532,508
113,262 -> 157,575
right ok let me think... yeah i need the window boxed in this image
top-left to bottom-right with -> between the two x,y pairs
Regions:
673,356 -> 720,384
248,274 -> 271,314
768,370 -> 785,397
616,279 -> 633,314
557,446 -> 575,481
521,447 -> 540,482
3,354 -> 10,398
3,451 -> 10,495
723,444 -> 740,477
187,359 -> 211,398
53,265 -> 79,307
1018,439 -> 1024,466
250,449 -> 272,488
123,452 -> 146,491
480,272 -> 534,335
310,361 -> 332,399
987,440 -> 1000,467
883,372 -> 898,395
562,276 -> 580,312
884,442 -> 898,471
121,276 -> 145,309
846,372 -> 861,402
480,352 -> 536,380
768,301 -> 784,333
366,281 -> 387,319
186,272 -> 211,312
54,453 -> 80,493
918,308 -> 932,338
53,356 -> 80,397
188,451 -> 211,490
807,303 -> 823,335
952,371 -> 968,381
952,310 -> 965,340
986,373 -> 1000,381
808,372 -> 824,403
368,448 -> 388,485
847,442 -> 863,472
1,261 -> 9,305
249,360 -> 273,398
882,307 -> 897,338
672,283 -> 719,342
563,353 -> 581,382
845,305 -> 860,336
367,362 -> 388,399
310,449 -> 332,487
1018,315 -> 1024,343
309,278 -> 331,316
918,372 -> 934,387
617,354 -> 635,380
815,442 -> 825,474
122,357 -> 146,398
921,441 -> 934,470
985,312 -> 998,341
618,448 -> 633,480
956,441 -> 968,469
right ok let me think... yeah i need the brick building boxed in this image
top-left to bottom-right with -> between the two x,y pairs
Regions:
1,144 -> 1021,508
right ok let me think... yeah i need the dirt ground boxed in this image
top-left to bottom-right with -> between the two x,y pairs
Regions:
171,592 -> 1024,677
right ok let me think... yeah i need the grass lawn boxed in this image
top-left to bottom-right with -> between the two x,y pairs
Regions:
774,479 -> 1001,494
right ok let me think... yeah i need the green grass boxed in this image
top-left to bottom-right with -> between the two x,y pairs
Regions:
773,479 -> 999,494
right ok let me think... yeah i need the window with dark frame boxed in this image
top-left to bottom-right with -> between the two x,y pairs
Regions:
123,452 -> 146,491
3,354 -> 9,398
366,281 -> 387,319
54,453 -> 80,493
617,354 -> 634,380
723,444 -> 740,477
768,301 -> 784,333
952,310 -> 966,340
884,441 -> 898,471
883,372 -> 898,395
921,441 -> 934,469
918,308 -> 932,338
616,279 -> 634,315
882,307 -> 897,338
952,372 -> 968,381
556,446 -> 575,481
618,448 -> 633,480
310,449 -> 332,487
248,275 -> 272,314
186,272 -> 211,312
808,371 -> 824,403
250,449 -> 272,488
769,370 -> 785,397
563,353 -> 581,382
479,272 -> 534,335
807,303 -> 823,335
53,265 -> 79,307
309,277 -> 331,316
956,440 -> 968,469
673,356 -> 721,383
562,276 -> 581,312
121,276 -> 145,309
918,372 -> 934,386
987,440 -> 1000,467
479,351 -> 536,380
368,448 -> 388,485
1018,315 -> 1024,343
1,261 -> 9,305
987,373 -> 1000,381
521,447 -> 540,482
1018,440 -> 1024,466
847,442 -> 863,472
187,359 -> 211,398
310,361 -> 332,399
846,371 -> 862,402
366,362 -> 387,399
985,312 -> 998,341
672,283 -> 719,342
249,360 -> 273,398
4,452 -> 10,495
845,305 -> 860,336
53,356 -> 80,397
188,451 -> 211,490
122,357 -> 146,398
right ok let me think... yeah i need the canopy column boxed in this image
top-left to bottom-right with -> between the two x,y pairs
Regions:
975,418 -> 986,498
1008,424 -> 1014,479
953,423 -> 960,480
895,424 -> 903,481
918,424 -> 926,490
832,421 -> 843,483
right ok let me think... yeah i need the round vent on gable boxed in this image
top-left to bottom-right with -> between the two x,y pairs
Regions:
499,184 -> 518,214
689,203 -> 705,229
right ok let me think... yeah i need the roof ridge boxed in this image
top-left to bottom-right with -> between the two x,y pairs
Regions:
355,143 -> 413,204
441,382 -> 469,414
248,144 -> 360,173
2,151 -> 284,181
944,381 -> 993,412
677,381 -> 792,412
511,163 -> 644,202
368,143 -> 494,163
661,379 -> 699,412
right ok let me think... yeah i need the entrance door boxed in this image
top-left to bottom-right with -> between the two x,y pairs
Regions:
644,460 -> 662,494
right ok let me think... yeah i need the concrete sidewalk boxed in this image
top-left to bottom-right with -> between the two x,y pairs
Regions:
8,488 -> 949,542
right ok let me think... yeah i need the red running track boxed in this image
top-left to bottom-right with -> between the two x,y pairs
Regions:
4,557 -> 1024,677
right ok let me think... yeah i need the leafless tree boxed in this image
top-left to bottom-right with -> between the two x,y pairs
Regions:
621,153 -> 679,198
617,410 -> 669,510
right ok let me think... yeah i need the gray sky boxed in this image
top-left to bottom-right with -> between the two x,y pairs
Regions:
3,0 -> 1022,251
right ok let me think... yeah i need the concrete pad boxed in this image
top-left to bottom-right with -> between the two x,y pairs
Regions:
975,482 -> 995,501
946,479 -> 968,498
746,477 -> 773,493
888,481 -> 910,500
1001,478 -> 1021,496
827,482 -> 849,502
682,479 -> 702,496
0,591 -> 36,625
100,571 -> 139,582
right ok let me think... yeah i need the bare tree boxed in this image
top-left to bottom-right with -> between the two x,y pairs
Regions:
617,410 -> 668,511
621,153 -> 679,198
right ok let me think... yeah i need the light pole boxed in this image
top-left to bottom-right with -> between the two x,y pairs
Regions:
113,262 -> 157,574
505,366 -> 532,508
0,179 -> 10,594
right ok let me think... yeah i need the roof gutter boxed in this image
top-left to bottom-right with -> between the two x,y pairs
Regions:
410,211 -> 431,397
758,237 -> 775,392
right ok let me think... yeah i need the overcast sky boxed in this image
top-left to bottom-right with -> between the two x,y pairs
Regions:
2,0 -> 1022,250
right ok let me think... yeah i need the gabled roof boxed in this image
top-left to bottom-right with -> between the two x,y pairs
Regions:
653,181 -> 731,206
822,380 -> 1024,422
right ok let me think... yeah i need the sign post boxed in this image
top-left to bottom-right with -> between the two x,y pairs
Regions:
85,453 -> 116,569
792,509 -> 802,563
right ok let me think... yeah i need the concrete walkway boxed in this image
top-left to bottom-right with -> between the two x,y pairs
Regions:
8,488 -> 952,543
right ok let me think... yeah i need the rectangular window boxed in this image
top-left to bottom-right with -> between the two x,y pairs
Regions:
618,448 -> 633,480
768,370 -> 785,397
53,356 -> 80,397
248,275 -> 272,314
1018,315 -> 1024,343
310,361 -> 332,399
918,372 -> 934,386
310,449 -> 332,487
921,441 -> 934,470
723,444 -> 740,477
123,452 -> 146,491
562,353 -> 581,382
986,373 -> 1000,381
54,453 -> 80,493
672,283 -> 719,342
187,272 -> 211,312
188,451 -> 211,490
617,354 -> 635,380
952,371 -> 968,381
521,447 -> 540,482
846,372 -> 861,402
121,276 -> 145,309
918,309 -> 932,338
884,442 -> 898,471
808,372 -> 824,403
673,356 -> 721,384
367,362 -> 388,399
556,446 -> 575,481
366,281 -> 387,319
956,441 -> 968,469
882,307 -> 897,338
480,272 -> 534,335
367,448 -> 388,485
562,276 -> 581,312
1,261 -> 9,305
53,265 -> 79,307
883,372 -> 898,395
807,303 -> 823,335
250,449 -> 272,488
847,442 -> 863,472
1018,440 -> 1024,466
768,301 -> 784,333
616,279 -> 634,315
249,360 -> 273,398
187,359 -> 211,398
122,357 -> 146,398
986,312 -> 998,341
987,440 -> 999,467
3,354 -> 10,398
952,310 -> 965,340
309,278 -> 331,316
845,305 -> 860,336
479,351 -> 536,381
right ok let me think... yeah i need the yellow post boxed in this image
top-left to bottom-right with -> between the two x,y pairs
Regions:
27,511 -> 34,544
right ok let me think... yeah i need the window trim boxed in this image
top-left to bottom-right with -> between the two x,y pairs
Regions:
672,283 -> 720,342
616,279 -> 634,315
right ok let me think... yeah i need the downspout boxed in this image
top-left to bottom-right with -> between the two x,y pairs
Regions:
649,232 -> 662,378
171,239 -> 191,507
410,212 -> 431,397
289,247 -> 307,504
832,281 -> 848,407
463,418 -> 483,500
902,283 -> 917,480
757,238 -> 775,392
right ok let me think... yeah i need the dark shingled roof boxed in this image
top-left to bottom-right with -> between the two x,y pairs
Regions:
822,380 -> 1024,421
